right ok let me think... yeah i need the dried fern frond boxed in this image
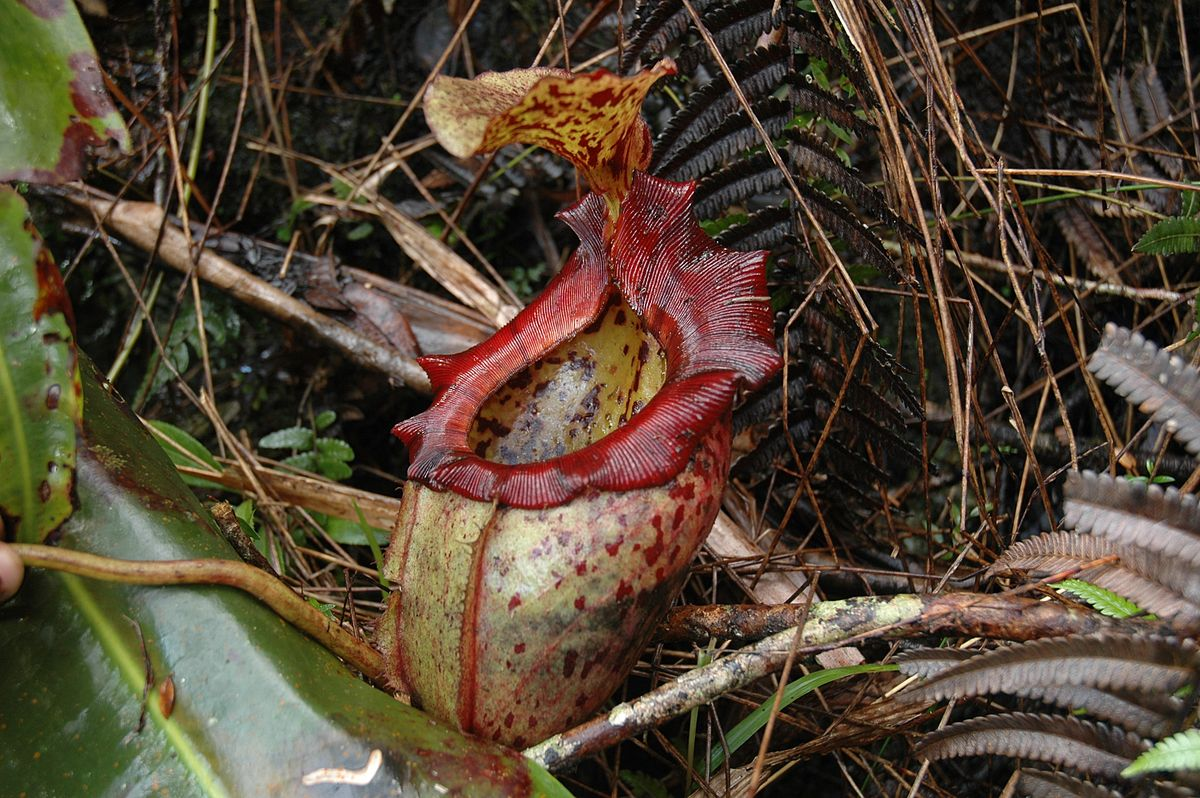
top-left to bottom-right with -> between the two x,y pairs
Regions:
1088,324 -> 1200,456
989,531 -> 1200,621
1055,204 -> 1120,283
1031,684 -> 1184,739
895,647 -> 977,679
899,634 -> 1198,705
917,713 -> 1147,779
1065,471 -> 1200,567
1015,768 -> 1123,798
1131,64 -> 1183,179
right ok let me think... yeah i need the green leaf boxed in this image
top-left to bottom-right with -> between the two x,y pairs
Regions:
0,1 -> 131,182
321,516 -> 387,547
316,455 -> 353,481
147,419 -> 224,490
0,186 -> 80,542
1054,578 -> 1147,619
258,426 -> 313,450
314,409 -> 337,431
0,357 -> 572,797
1122,728 -> 1200,777
315,436 -> 354,461
353,500 -> 389,589
1133,216 -> 1200,256
281,451 -> 318,472
345,221 -> 374,241
706,663 -> 896,773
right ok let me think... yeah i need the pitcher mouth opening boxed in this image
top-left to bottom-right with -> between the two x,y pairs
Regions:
468,293 -> 667,466
393,173 -> 782,509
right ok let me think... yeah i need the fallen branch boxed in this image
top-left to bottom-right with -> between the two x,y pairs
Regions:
63,188 -> 432,393
525,592 -> 1117,770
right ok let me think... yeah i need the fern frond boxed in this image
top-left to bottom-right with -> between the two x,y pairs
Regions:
652,46 -> 791,171
1015,768 -> 1123,798
787,75 -> 873,137
1122,728 -> 1200,777
672,0 -> 780,75
895,647 -> 977,679
1133,217 -> 1200,256
1025,684 -> 1183,738
917,713 -> 1147,779
654,97 -> 793,181
716,204 -> 795,251
1054,579 -> 1146,619
899,634 -> 1198,705
1065,471 -> 1200,566
693,151 -> 787,219
990,532 -> 1200,621
784,129 -> 900,228
623,0 -> 725,69
1088,324 -> 1200,455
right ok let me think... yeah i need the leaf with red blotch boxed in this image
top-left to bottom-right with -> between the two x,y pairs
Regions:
424,61 -> 675,200
0,0 -> 131,183
0,186 -> 81,542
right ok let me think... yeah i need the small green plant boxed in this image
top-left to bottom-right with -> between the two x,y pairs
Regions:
258,410 -> 355,481
1052,578 -> 1149,619
1124,459 -> 1175,485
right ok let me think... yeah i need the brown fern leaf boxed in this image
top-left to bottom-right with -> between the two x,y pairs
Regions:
989,531 -> 1200,622
1026,685 -> 1183,738
1088,324 -> 1200,457
895,647 -> 976,679
1065,471 -> 1200,566
916,713 -> 1147,779
1055,204 -> 1120,283
1015,768 -> 1123,798
899,634 -> 1198,705
1131,64 -> 1183,179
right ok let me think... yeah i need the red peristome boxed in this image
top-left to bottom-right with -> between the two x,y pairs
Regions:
395,172 -> 781,508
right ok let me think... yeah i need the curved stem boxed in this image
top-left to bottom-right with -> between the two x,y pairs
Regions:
10,543 -> 386,686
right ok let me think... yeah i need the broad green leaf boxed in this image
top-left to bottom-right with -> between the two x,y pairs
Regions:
259,425 -> 314,450
314,409 -> 337,431
1133,216 -> 1200,256
1054,578 -> 1146,619
0,186 -> 80,542
1122,728 -> 1200,777
0,358 -> 573,797
315,436 -> 354,461
0,1 -> 131,182
706,663 -> 897,774
147,418 -> 225,490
